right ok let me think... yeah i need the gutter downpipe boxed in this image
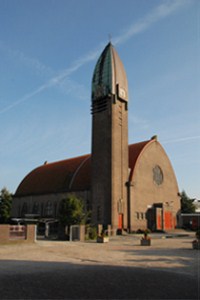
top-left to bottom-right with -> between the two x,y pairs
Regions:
126,181 -> 133,233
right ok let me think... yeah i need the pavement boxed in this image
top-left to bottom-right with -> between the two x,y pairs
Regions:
0,230 -> 199,299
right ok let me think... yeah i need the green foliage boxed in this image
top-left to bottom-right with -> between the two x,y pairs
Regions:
180,190 -> 195,213
0,187 -> 12,224
58,195 -> 85,227
144,229 -> 151,236
196,229 -> 200,240
86,225 -> 97,240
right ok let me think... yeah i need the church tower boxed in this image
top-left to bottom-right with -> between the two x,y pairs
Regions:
91,43 -> 129,232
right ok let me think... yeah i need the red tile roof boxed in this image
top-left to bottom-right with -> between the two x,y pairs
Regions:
15,154 -> 90,196
128,140 -> 150,179
15,140 -> 151,196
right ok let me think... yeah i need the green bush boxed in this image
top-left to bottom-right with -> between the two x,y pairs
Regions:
0,187 -> 12,224
87,226 -> 97,240
196,229 -> 200,240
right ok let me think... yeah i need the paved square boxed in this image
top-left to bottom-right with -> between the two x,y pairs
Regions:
0,232 -> 199,299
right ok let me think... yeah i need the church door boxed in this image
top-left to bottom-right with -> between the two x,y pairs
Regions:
118,214 -> 123,229
156,207 -> 162,230
164,211 -> 173,230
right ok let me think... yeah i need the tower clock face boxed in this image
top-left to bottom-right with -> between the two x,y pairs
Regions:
118,86 -> 126,101
153,165 -> 163,185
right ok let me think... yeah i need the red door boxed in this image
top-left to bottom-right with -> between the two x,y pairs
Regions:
118,214 -> 123,229
165,211 -> 173,230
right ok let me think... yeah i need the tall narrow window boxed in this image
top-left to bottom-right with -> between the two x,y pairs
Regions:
45,201 -> 53,217
21,203 -> 28,217
32,202 -> 39,214
97,206 -> 101,221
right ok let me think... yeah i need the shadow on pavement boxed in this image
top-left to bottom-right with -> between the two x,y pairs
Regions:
0,259 -> 199,299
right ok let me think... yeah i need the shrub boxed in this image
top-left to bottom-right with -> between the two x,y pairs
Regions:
196,229 -> 200,240
86,226 -> 97,240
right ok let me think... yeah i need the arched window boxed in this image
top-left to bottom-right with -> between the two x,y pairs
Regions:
153,165 -> 164,185
54,202 -> 57,217
45,201 -> 53,217
32,202 -> 39,214
18,205 -> 21,217
21,203 -> 28,217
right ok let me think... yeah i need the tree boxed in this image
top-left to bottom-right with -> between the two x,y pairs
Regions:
180,190 -> 195,213
58,195 -> 85,228
0,187 -> 12,223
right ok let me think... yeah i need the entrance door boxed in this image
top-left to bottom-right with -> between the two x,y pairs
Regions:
156,207 -> 162,230
118,214 -> 123,229
164,211 -> 173,230
156,213 -> 162,230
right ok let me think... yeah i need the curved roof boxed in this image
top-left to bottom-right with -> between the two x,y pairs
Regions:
15,140 -> 151,197
92,42 -> 128,102
128,140 -> 150,179
15,154 -> 91,196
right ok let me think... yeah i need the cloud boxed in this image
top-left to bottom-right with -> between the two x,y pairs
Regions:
0,0 -> 191,114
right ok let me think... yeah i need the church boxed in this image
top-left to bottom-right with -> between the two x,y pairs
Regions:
11,43 -> 180,233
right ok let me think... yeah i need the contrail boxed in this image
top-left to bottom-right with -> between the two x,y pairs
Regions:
113,0 -> 191,45
0,0 -> 190,115
0,85 -> 49,114
0,47 -> 102,114
162,135 -> 200,144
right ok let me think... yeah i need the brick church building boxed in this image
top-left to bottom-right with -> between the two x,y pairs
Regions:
11,43 -> 180,233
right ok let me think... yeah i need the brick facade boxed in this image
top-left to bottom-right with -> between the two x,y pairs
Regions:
91,43 -> 129,232
129,140 -> 180,231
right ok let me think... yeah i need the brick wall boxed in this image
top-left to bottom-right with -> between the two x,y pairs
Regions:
0,225 -> 10,243
0,225 -> 36,244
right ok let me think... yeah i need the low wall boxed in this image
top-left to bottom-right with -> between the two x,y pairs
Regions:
0,225 -> 36,244
180,214 -> 200,230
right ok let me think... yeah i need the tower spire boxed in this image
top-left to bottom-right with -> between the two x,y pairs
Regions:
91,42 -> 128,104
91,43 -> 129,232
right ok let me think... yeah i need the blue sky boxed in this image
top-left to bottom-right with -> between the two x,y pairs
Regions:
0,0 -> 199,198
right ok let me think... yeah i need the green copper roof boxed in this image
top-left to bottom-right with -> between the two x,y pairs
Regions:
92,43 -> 128,102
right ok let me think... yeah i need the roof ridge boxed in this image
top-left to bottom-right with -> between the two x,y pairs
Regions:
42,153 -> 90,167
